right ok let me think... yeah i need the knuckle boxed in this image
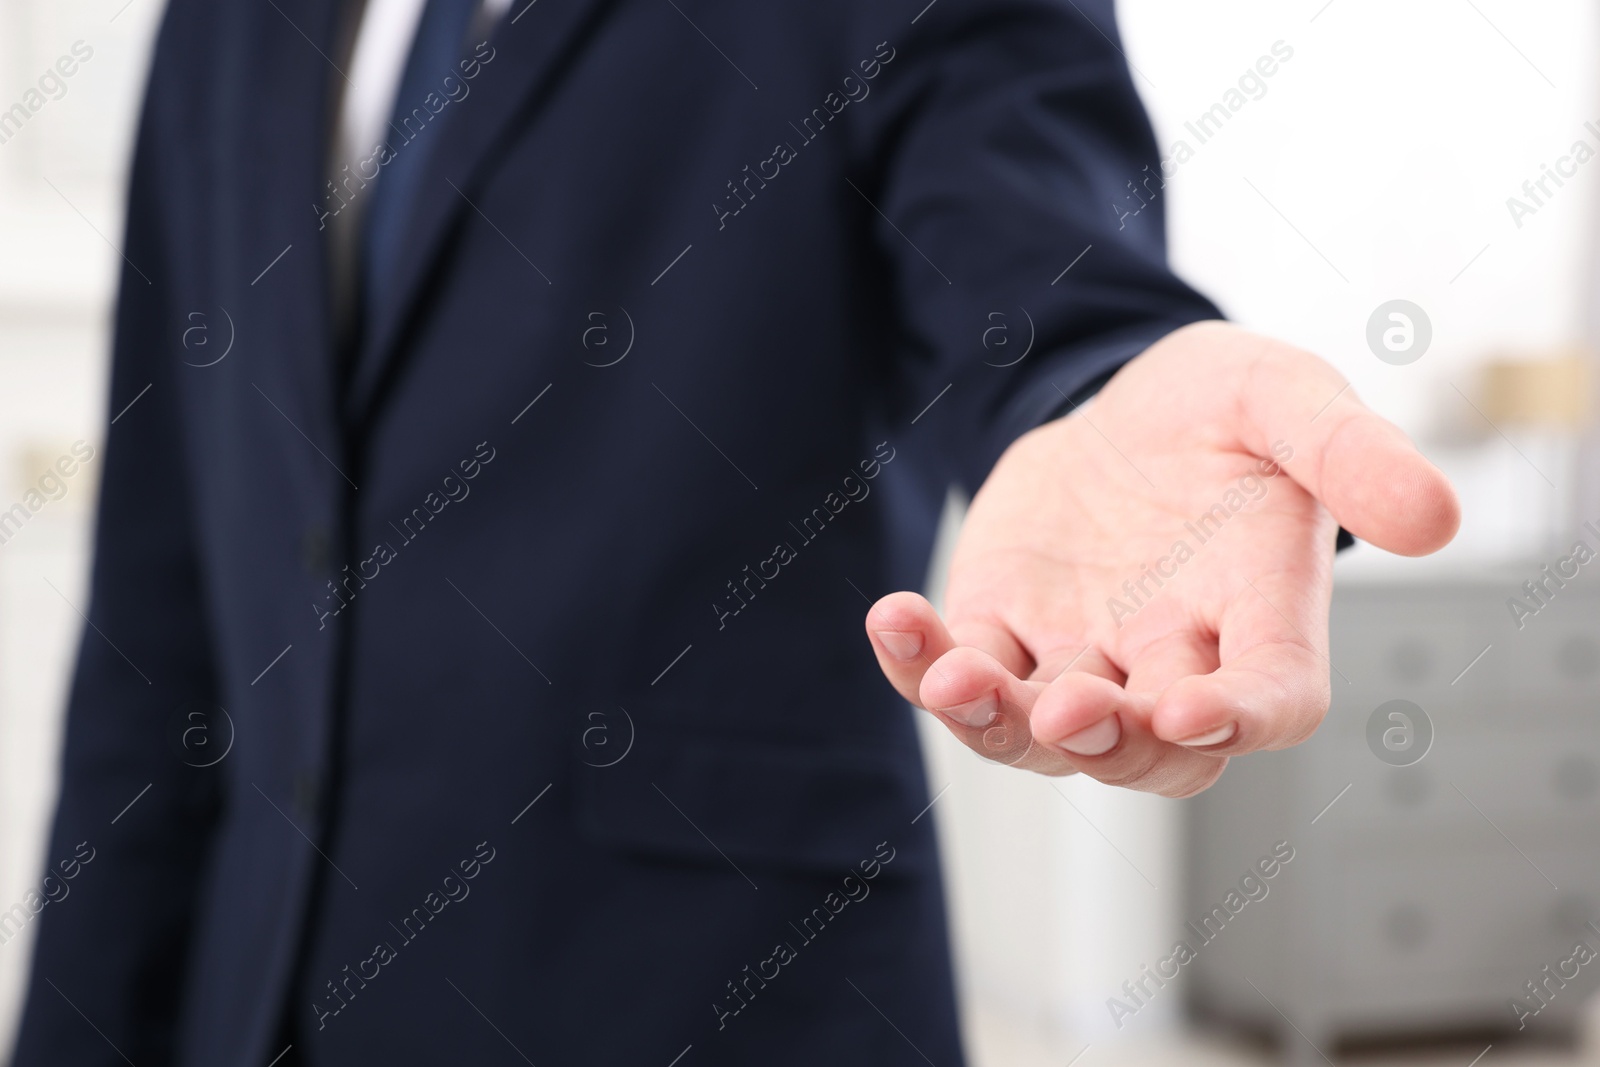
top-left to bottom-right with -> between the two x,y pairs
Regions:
1088,746 -> 1165,790
1273,679 -> 1332,750
1166,757 -> 1229,799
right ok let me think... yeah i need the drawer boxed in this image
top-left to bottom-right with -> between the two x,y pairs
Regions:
1303,725 -> 1600,830
1329,587 -> 1509,713
1330,840 -> 1600,1002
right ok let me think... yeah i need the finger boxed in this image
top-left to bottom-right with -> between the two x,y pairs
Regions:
1030,642 -> 1126,686
949,616 -> 1124,687
1231,336 -> 1460,556
1028,669 -> 1142,752
948,617 -> 1034,679
865,591 -> 958,708
1123,630 -> 1220,698
1030,672 -> 1227,798
1148,576 -> 1332,753
917,645 -> 1072,774
1151,647 -> 1328,755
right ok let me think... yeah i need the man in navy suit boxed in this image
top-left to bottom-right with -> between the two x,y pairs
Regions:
13,0 -> 1457,1064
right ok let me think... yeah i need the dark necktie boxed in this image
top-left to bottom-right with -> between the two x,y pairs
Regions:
360,0 -> 483,328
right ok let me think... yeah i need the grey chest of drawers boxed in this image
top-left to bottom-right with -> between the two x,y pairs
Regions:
1185,578 -> 1600,1062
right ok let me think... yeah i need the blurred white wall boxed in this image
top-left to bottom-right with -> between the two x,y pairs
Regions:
0,0 -> 1596,1064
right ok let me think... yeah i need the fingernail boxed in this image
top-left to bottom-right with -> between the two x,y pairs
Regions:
1057,715 -> 1121,757
943,696 -> 998,728
873,630 -> 923,661
1175,723 -> 1236,748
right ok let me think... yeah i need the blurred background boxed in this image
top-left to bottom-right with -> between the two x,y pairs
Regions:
2,0 -> 1599,1064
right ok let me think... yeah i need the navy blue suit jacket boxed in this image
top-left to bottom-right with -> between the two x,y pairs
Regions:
15,0 -> 1217,1063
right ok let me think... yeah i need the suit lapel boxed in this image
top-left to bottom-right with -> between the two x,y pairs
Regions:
345,0 -> 615,425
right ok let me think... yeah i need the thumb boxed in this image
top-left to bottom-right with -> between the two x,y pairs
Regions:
1233,338 -> 1460,557
1303,411 -> 1459,556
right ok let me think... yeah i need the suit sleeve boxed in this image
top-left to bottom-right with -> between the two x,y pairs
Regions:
12,7 -> 223,1064
852,0 -> 1223,491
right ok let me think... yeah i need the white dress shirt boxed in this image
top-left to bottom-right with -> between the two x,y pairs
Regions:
326,0 -> 512,326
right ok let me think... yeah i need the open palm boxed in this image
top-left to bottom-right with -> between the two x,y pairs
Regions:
865,322 -> 1460,797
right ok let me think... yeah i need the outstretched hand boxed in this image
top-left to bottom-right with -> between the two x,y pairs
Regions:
865,322 -> 1460,797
